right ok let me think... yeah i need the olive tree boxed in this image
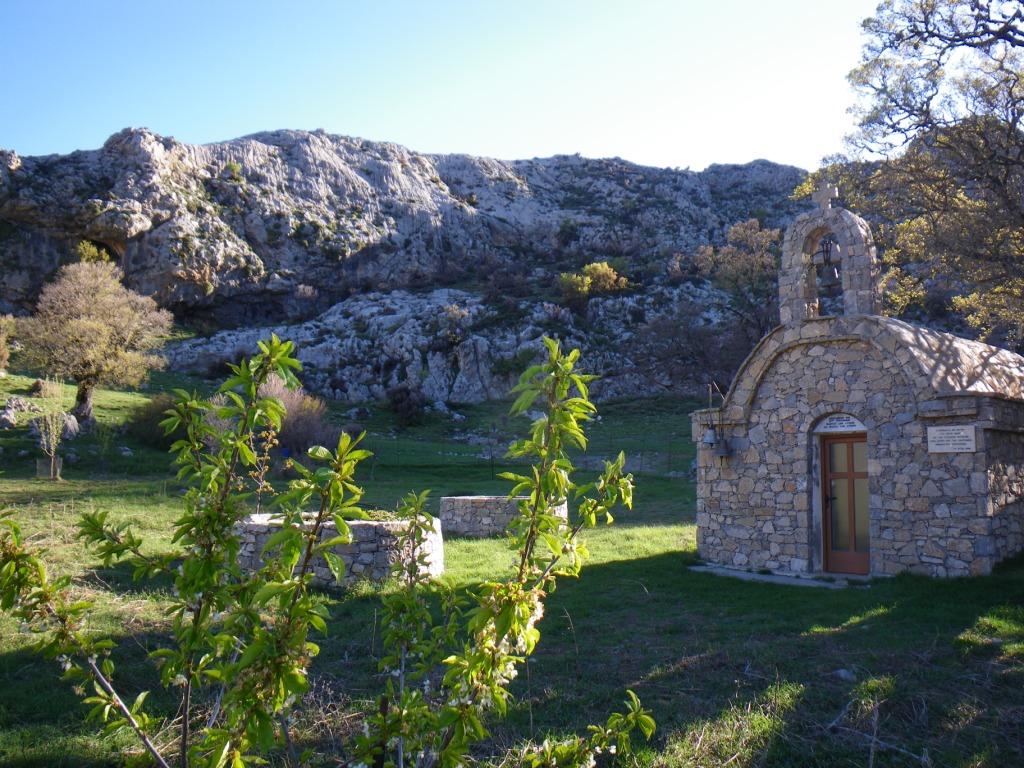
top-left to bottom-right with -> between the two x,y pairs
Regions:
19,261 -> 173,422
695,219 -> 781,345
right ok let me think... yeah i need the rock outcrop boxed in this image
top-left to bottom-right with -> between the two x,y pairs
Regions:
165,281 -> 721,404
0,128 -> 805,325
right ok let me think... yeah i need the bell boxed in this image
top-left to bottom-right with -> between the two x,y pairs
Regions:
819,264 -> 841,290
713,439 -> 732,458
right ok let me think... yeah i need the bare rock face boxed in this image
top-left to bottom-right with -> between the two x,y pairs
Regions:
165,281 -> 721,404
0,128 -> 805,326
1,127 -> 810,401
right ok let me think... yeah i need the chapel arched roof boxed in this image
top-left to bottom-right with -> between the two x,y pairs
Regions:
721,316 -> 1024,423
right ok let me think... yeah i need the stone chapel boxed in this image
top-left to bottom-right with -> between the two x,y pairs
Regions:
691,185 -> 1024,578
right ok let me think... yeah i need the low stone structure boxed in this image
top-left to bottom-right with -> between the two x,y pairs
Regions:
691,185 -> 1024,578
237,513 -> 444,587
439,496 -> 568,538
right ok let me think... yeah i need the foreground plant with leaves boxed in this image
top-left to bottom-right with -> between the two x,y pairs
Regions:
1,334 -> 366,766
359,337 -> 652,768
0,335 -> 652,767
0,511 -> 170,766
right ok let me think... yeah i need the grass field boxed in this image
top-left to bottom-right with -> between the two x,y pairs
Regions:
1,370 -> 1023,767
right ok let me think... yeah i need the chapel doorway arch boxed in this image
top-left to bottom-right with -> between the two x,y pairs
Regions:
814,413 -> 870,575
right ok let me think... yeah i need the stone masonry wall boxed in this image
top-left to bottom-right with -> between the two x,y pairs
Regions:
439,496 -> 569,538
237,514 -> 444,588
987,428 -> 1024,565
693,333 -> 995,578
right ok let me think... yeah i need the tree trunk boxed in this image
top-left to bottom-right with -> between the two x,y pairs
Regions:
71,381 -> 95,424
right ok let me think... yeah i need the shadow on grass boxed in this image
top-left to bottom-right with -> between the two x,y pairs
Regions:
5,546 -> 1023,767
0,627 -> 179,768
84,559 -> 177,597
524,554 -> 1024,766
312,549 -> 1024,767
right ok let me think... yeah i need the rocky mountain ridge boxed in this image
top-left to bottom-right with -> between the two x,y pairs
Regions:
0,127 -> 808,402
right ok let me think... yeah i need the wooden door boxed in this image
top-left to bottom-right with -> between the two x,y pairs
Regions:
822,434 -> 869,575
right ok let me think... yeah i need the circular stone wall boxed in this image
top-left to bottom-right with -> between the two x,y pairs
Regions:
439,496 -> 568,538
237,513 -> 444,588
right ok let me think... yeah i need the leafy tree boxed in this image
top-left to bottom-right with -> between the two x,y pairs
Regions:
839,0 -> 1024,342
695,219 -> 781,345
358,338 -> 648,768
633,302 -> 755,394
18,261 -> 173,422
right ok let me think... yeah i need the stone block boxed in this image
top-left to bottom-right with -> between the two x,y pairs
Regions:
439,496 -> 567,538
234,514 -> 444,589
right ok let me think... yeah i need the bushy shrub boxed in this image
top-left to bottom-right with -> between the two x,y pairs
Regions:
559,261 -> 629,311
203,392 -> 234,441
665,251 -> 689,284
583,260 -> 629,293
204,344 -> 249,378
0,315 -> 13,372
386,382 -> 427,427
258,374 -> 341,455
127,393 -> 184,448
492,348 -> 538,377
557,217 -> 579,248
28,379 -> 61,399
74,240 -> 111,263
438,303 -> 470,347
224,160 -> 243,182
558,271 -> 592,311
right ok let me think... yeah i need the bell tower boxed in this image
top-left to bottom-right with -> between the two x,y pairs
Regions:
777,182 -> 881,324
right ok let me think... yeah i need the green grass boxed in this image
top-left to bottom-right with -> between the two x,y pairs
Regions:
1,375 -> 1023,767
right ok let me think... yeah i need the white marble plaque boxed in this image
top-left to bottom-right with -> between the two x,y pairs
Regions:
927,425 -> 976,453
814,414 -> 866,433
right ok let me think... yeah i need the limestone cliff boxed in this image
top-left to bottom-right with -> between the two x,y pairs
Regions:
0,128 -> 805,321
0,128 -> 808,402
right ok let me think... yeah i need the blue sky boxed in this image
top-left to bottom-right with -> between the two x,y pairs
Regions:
0,0 -> 878,170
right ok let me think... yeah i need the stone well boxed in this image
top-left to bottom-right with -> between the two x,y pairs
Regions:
237,513 -> 444,588
439,496 -> 568,538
